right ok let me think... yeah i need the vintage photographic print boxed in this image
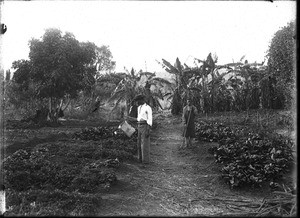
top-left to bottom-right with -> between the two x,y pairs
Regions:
0,0 -> 296,216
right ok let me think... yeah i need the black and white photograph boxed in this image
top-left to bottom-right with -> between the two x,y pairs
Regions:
0,0 -> 296,216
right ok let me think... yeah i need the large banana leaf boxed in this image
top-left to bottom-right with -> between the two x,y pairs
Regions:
162,59 -> 180,75
175,57 -> 183,73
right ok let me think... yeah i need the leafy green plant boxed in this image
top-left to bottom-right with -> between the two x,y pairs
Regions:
195,119 -> 294,188
215,132 -> 294,188
157,57 -> 191,114
195,121 -> 241,142
3,149 -> 60,191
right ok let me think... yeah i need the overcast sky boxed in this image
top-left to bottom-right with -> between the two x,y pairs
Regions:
0,0 -> 296,75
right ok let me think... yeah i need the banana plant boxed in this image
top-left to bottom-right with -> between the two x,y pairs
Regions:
157,57 -> 193,114
159,54 -> 269,113
140,73 -> 173,110
181,53 -> 224,113
108,68 -> 140,115
108,68 -> 173,115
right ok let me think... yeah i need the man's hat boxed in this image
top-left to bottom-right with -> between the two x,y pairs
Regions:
134,94 -> 145,101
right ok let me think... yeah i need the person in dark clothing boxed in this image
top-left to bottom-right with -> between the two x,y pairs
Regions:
181,98 -> 198,149
91,97 -> 101,113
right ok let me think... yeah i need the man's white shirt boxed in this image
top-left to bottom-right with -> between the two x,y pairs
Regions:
137,103 -> 153,126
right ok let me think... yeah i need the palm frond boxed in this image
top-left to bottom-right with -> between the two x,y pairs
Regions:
175,57 -> 182,73
130,68 -> 135,77
194,58 -> 205,64
184,63 -> 191,70
206,53 -> 215,68
240,55 -> 246,62
162,59 -> 180,74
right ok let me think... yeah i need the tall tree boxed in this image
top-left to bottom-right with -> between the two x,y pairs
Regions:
266,21 -> 296,109
81,44 -> 116,110
10,28 -> 115,121
7,60 -> 39,116
29,29 -> 93,101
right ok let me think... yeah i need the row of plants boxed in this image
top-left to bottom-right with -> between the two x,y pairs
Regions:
3,127 -> 138,216
72,126 -> 137,141
159,21 -> 295,115
195,121 -> 295,189
195,121 -> 244,142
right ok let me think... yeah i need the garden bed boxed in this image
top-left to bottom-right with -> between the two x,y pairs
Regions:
3,110 -> 296,216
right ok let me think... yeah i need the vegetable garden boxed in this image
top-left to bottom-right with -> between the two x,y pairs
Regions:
3,123 -> 138,216
2,110 -> 296,216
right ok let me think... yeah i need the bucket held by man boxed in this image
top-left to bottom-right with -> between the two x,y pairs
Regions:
119,120 -> 136,137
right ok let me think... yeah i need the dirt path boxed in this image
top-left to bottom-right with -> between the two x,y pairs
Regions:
98,115 -> 263,216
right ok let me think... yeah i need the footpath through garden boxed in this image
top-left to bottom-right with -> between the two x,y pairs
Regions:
98,113 -> 266,216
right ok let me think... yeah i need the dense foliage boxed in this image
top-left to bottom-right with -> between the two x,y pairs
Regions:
195,121 -> 242,142
266,21 -> 296,109
107,68 -> 171,115
159,20 -> 296,114
216,133 -> 294,188
157,57 -> 192,115
159,54 -> 270,114
5,28 -> 115,121
196,121 -> 294,188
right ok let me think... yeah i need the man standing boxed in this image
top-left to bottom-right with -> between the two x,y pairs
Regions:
127,94 -> 152,164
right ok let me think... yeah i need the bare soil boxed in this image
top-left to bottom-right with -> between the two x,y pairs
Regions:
96,114 -> 271,216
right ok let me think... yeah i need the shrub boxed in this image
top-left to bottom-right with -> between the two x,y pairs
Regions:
195,121 -> 242,142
